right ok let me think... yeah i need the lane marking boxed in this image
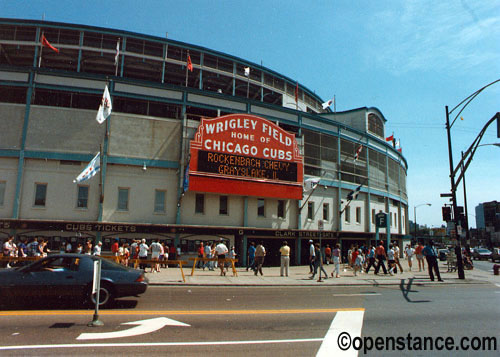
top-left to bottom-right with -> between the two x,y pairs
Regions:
337,293 -> 380,296
0,308 -> 364,317
316,310 -> 365,357
0,338 -> 323,351
76,317 -> 189,340
495,283 -> 500,288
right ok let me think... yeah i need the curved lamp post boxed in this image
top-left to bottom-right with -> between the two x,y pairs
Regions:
414,203 -> 431,241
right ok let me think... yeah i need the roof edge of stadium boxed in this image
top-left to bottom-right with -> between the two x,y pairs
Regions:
0,17 -> 325,105
320,106 -> 388,122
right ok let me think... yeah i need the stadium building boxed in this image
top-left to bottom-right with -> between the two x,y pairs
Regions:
0,19 -> 408,265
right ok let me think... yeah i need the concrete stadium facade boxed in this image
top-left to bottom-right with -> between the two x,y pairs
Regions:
0,19 -> 408,265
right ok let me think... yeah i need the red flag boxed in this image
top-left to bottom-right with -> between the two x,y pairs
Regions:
354,144 -> 363,161
397,148 -> 402,153
294,82 -> 298,103
187,54 -> 193,72
41,34 -> 59,53
385,134 -> 394,142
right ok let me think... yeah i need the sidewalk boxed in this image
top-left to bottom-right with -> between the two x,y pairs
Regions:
145,261 -> 500,286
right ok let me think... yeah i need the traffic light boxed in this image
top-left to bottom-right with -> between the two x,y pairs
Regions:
456,206 -> 465,226
442,206 -> 451,222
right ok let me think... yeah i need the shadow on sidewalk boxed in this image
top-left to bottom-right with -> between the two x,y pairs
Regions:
400,278 -> 431,303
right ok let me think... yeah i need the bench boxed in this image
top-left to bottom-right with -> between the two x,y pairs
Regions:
189,257 -> 238,277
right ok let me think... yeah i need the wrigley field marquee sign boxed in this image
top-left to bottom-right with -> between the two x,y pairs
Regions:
188,114 -> 303,199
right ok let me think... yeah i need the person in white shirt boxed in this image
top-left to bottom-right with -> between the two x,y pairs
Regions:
405,244 -> 415,271
214,240 -> 229,276
138,239 -> 149,270
393,242 -> 403,274
93,241 -> 102,256
150,239 -> 162,273
387,244 -> 396,275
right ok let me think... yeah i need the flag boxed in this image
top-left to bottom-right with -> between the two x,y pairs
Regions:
73,152 -> 100,183
354,144 -> 363,161
114,38 -> 120,66
41,34 -> 59,53
397,148 -> 403,153
244,67 -> 250,77
395,139 -> 400,148
294,82 -> 299,103
385,134 -> 394,142
303,177 -> 320,192
347,184 -> 362,201
322,98 -> 334,110
187,53 -> 193,72
96,85 -> 112,124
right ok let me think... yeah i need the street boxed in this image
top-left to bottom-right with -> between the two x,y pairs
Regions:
0,282 -> 498,356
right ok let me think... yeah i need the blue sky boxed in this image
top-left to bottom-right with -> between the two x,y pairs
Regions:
2,0 -> 499,229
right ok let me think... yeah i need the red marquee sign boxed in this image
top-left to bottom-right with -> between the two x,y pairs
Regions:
188,114 -> 303,199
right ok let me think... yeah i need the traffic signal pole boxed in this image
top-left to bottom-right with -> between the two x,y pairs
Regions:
445,106 -> 465,279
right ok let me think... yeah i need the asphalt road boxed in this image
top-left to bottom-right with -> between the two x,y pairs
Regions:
0,283 -> 499,356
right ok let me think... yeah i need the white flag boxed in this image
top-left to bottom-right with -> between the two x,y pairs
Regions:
96,85 -> 112,124
73,152 -> 101,183
244,67 -> 250,77
322,98 -> 334,110
114,39 -> 120,66
303,177 -> 320,191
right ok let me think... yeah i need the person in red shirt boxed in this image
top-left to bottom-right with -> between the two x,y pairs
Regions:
111,239 -> 119,256
374,241 -> 388,275
324,244 -> 332,265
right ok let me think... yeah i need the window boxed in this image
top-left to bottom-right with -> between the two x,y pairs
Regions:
77,185 -> 88,209
372,209 -> 376,224
0,181 -> 5,206
356,207 -> 362,224
117,188 -> 129,211
323,203 -> 329,221
368,113 -> 384,138
34,183 -> 47,207
345,206 -> 350,223
195,194 -> 205,214
154,190 -> 166,213
307,202 -> 314,220
219,196 -> 228,215
277,200 -> 285,219
257,199 -> 265,217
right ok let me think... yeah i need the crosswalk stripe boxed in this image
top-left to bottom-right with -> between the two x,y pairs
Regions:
316,310 -> 365,357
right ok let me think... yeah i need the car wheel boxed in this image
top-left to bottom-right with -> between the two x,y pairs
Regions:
88,282 -> 115,308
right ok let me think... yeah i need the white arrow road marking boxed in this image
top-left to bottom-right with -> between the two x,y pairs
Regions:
76,317 -> 190,340
316,310 -> 365,357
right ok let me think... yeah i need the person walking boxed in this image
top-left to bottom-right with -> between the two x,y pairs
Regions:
374,241 -> 388,275
308,240 -> 315,274
405,244 -> 415,271
254,241 -> 266,276
279,241 -> 290,277
246,241 -> 256,272
196,242 -> 205,269
311,243 -> 328,281
331,243 -> 342,278
393,242 -> 404,273
415,242 -> 425,272
387,244 -> 396,275
423,240 -> 443,282
138,239 -> 149,270
324,244 -> 331,265
203,241 -> 212,271
214,239 -> 228,276
353,248 -> 364,276
150,239 -> 162,273
365,245 -> 376,273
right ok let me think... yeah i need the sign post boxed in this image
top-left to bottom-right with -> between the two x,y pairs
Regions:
88,258 -> 104,327
375,212 -> 387,246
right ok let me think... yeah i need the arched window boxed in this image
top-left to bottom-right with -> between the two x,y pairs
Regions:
368,113 -> 384,138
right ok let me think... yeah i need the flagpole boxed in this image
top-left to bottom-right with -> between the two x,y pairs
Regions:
115,38 -> 120,77
38,32 -> 43,68
185,50 -> 189,87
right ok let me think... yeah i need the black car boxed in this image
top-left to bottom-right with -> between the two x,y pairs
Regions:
0,254 -> 148,307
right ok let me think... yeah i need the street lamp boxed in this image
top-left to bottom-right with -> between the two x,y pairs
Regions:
414,203 -> 431,241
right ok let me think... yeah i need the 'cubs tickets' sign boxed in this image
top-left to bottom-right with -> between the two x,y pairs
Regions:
188,114 -> 303,199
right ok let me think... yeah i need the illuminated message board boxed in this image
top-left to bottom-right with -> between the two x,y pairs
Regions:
188,114 -> 303,199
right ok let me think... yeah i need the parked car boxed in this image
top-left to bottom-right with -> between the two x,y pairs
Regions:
0,254 -> 148,306
472,248 -> 492,261
490,248 -> 500,263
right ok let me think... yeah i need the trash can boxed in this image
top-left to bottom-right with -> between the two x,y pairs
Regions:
494,264 -> 500,276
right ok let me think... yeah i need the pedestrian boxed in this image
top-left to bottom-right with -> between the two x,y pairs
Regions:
160,242 -> 167,268
374,241 -> 388,275
311,243 -> 328,281
279,241 -> 290,277
423,240 -> 443,282
27,237 -> 39,257
111,238 -> 120,257
308,240 -> 315,274
331,243 -> 342,278
204,242 -> 213,271
84,239 -> 93,255
348,245 -> 354,269
246,241 -> 256,272
393,241 -> 403,273
405,244 -> 414,271
138,239 -> 149,270
196,242 -> 205,269
415,242 -> 425,272
387,244 -> 396,275
122,243 -> 130,266
65,240 -> 72,253
254,241 -> 266,276
214,239 -> 228,276
324,244 -> 331,265
365,245 -> 376,273
150,239 -> 162,273
93,241 -> 102,256
168,244 -> 176,267
353,248 -> 364,276
18,238 -> 28,258
76,243 -> 83,254
3,236 -> 14,268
